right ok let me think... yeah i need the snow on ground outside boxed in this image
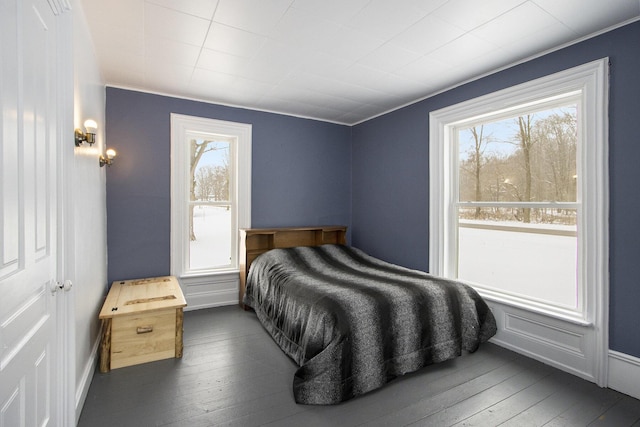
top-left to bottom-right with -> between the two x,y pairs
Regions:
459,227 -> 577,308
190,206 -> 577,308
190,206 -> 232,270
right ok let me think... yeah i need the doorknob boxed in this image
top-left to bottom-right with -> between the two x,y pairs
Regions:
50,279 -> 73,294
61,280 -> 73,291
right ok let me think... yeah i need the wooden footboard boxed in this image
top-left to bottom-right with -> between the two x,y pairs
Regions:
239,226 -> 347,308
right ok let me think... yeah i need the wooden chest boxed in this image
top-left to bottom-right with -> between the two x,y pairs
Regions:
99,276 -> 187,372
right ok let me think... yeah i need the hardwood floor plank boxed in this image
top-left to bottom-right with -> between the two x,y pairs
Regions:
167,390 -> 306,427
340,350 -> 514,423
544,384 -> 625,426
365,354 -> 542,426
452,367 -> 579,426
316,346 -> 520,426
588,396 -> 640,426
407,359 -> 554,426
78,306 -> 640,427
497,371 -> 593,426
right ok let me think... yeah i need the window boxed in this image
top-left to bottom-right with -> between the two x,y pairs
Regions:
455,99 -> 579,313
189,135 -> 234,270
171,114 -> 251,278
429,59 -> 608,323
429,59 -> 609,385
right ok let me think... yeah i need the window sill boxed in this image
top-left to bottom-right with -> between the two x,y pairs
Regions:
476,287 -> 592,327
179,269 -> 239,280
178,268 -> 240,284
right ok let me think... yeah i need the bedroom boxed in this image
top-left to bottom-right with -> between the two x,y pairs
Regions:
1,0 -> 639,425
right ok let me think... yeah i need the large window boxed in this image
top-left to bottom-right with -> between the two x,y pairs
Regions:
455,99 -> 579,312
429,59 -> 609,384
171,115 -> 251,278
430,58 -> 608,325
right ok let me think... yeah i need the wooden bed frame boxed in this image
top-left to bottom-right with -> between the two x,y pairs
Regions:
238,226 -> 347,307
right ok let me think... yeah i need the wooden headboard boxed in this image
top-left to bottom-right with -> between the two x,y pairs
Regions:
238,226 -> 347,307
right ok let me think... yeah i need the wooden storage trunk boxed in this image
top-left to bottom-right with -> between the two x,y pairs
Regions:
99,276 -> 187,372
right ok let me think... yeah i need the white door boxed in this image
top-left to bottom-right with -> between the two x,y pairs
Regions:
1,0 -> 65,425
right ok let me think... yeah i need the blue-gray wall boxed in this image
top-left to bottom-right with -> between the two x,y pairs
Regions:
106,21 -> 640,358
105,89 -> 352,283
352,21 -> 640,357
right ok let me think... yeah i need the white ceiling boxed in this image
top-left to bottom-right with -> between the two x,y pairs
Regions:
80,0 -> 640,125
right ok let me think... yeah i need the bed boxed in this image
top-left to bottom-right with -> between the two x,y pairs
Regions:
240,227 -> 497,405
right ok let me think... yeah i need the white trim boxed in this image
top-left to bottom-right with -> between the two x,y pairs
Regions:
486,301 -> 599,384
74,333 -> 100,425
609,351 -> 640,400
107,85 -> 352,126
429,58 -> 609,385
588,57 -> 610,387
57,4 -> 76,425
479,289 -> 591,327
180,271 -> 239,310
457,201 -> 578,209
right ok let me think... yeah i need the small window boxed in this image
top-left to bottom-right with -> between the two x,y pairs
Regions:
189,134 -> 234,270
171,115 -> 251,277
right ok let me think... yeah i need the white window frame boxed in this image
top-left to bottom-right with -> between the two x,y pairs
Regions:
429,58 -> 608,325
170,114 -> 251,280
452,92 -> 582,317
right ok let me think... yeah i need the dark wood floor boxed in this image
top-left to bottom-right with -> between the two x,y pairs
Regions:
78,306 -> 640,427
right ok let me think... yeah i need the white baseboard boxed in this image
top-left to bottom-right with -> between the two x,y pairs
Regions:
608,350 -> 640,400
488,336 -> 595,383
484,301 -> 601,384
180,273 -> 239,311
75,334 -> 100,425
183,291 -> 238,311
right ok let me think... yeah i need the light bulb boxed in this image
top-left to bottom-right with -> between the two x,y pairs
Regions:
84,119 -> 98,133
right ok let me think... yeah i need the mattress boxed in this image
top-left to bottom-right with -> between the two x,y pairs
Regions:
243,244 -> 497,404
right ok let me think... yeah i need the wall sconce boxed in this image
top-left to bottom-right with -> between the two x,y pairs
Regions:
75,119 -> 98,146
99,148 -> 117,167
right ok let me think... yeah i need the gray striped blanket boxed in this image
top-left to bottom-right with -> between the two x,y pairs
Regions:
243,244 -> 496,405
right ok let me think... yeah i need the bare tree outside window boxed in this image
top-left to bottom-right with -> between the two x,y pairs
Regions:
516,115 -> 534,222
459,126 -> 491,218
189,139 -> 230,241
458,106 -> 577,225
188,137 -> 233,271
456,103 -> 578,308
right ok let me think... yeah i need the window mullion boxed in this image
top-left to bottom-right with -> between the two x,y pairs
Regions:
457,201 -> 579,209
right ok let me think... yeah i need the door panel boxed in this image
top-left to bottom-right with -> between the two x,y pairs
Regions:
0,0 -> 60,425
1,0 -> 21,280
